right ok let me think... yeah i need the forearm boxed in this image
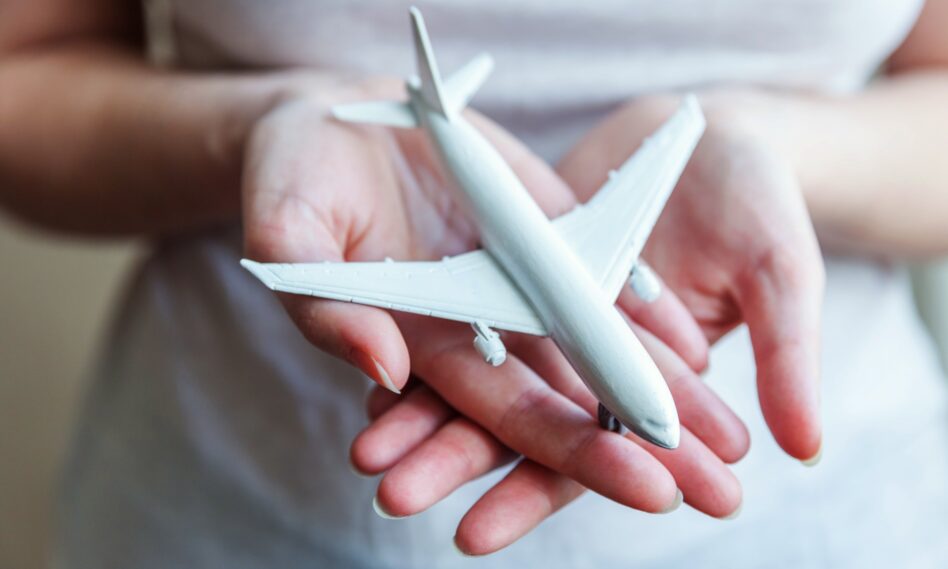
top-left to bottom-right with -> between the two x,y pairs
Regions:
716,71 -> 948,257
0,43 -> 291,236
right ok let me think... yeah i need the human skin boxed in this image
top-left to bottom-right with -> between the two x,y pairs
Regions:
2,0 -> 948,558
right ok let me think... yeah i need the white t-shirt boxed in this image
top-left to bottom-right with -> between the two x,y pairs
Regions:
56,2 -> 948,568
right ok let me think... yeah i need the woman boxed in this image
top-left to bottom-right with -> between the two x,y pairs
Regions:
1,0 -> 946,567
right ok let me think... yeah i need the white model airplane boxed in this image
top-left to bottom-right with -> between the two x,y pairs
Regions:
241,7 -> 705,449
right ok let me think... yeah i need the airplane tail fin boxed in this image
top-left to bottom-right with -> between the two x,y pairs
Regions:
330,7 -> 493,128
410,6 -> 449,117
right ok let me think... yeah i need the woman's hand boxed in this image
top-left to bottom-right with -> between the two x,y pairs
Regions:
242,79 -> 747,552
355,91 -> 825,554
558,94 -> 825,462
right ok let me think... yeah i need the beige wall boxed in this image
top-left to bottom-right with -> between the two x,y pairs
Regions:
1,213 -> 947,569
0,217 -> 139,569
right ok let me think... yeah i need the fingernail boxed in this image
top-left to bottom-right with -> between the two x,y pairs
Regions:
352,350 -> 401,394
372,496 -> 404,520
722,501 -> 742,520
660,489 -> 683,514
800,443 -> 823,467
371,356 -> 401,394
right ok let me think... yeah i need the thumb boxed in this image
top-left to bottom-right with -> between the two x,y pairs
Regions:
282,292 -> 411,395
242,172 -> 411,395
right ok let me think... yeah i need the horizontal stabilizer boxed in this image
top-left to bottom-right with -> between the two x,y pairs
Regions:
443,53 -> 494,113
331,101 -> 418,128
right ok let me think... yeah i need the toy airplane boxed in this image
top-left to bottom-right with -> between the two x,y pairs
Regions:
241,7 -> 705,449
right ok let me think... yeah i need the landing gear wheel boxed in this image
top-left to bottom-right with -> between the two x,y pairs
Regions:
598,403 -> 622,433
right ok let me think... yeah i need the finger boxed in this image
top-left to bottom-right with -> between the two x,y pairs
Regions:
736,247 -> 824,462
282,295 -> 411,394
350,385 -> 455,475
365,384 -> 401,421
374,417 -> 516,518
643,428 -> 742,518
516,330 -> 749,464
510,337 -> 599,410
403,324 -> 678,513
617,269 -> 709,372
455,460 -> 585,556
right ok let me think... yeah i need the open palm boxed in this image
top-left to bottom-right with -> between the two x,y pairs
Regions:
558,95 -> 825,462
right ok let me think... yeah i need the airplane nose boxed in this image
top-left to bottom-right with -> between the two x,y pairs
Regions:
637,417 -> 680,450
607,403 -> 680,449
601,387 -> 681,449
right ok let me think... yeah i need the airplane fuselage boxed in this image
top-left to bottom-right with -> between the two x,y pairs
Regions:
409,88 -> 679,448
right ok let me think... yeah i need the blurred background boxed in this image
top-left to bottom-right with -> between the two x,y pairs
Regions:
1,214 -> 947,568
0,218 -> 139,569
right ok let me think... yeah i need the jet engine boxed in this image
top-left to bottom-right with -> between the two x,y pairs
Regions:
629,261 -> 661,303
472,321 -> 507,366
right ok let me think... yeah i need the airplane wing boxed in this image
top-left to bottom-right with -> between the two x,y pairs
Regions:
241,250 -> 548,336
552,96 -> 706,301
